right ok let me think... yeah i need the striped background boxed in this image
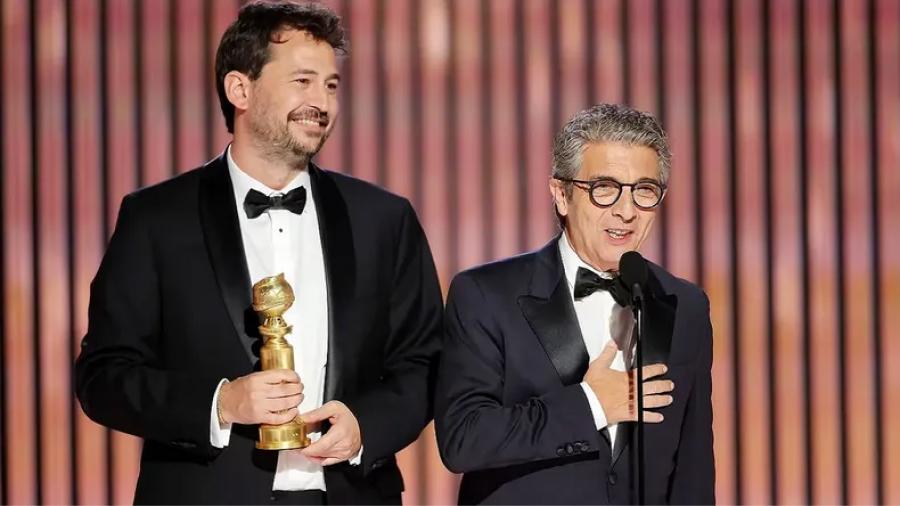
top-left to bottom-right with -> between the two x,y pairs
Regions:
2,0 -> 898,504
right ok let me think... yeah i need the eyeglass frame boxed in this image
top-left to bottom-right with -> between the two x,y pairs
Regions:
554,176 -> 668,210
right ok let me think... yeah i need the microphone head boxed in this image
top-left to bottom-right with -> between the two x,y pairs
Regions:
619,251 -> 649,288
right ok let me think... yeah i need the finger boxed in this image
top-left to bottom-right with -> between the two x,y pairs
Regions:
639,363 -> 668,380
641,410 -> 665,423
301,433 -> 339,458
320,457 -> 343,466
268,382 -> 303,399
594,341 -> 618,369
269,394 -> 303,412
642,394 -> 674,409
642,379 -> 675,395
261,369 -> 301,384
264,407 -> 298,426
300,401 -> 340,424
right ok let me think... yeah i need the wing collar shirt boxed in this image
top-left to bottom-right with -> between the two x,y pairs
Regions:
559,232 -> 635,448
208,145 -> 333,491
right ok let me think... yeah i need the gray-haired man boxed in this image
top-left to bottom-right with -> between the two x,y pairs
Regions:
435,103 -> 715,504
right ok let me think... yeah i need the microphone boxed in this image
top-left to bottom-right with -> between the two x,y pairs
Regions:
619,250 -> 649,505
619,251 -> 649,304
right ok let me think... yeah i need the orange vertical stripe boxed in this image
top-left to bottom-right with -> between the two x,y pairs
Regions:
805,2 -> 843,502
523,0 -> 553,250
661,0 -> 698,283
698,0 -> 736,503
488,0 -> 521,260
2,0 -> 38,503
594,0 -> 623,104
36,0 -> 73,503
876,1 -> 900,503
454,0 -> 486,272
770,1 -> 808,502
839,0 -> 878,503
734,1 -> 771,503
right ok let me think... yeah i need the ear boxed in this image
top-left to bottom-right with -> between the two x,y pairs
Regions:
223,70 -> 252,113
548,178 -> 569,218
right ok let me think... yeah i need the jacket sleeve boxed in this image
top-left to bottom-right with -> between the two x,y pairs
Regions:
340,201 -> 443,476
75,194 -> 223,460
435,272 -> 601,474
668,292 -> 716,504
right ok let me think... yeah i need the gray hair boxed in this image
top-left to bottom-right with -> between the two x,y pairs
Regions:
552,103 -> 671,192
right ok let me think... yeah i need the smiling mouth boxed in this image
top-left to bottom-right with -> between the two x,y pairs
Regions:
605,228 -> 633,240
289,108 -> 329,128
294,118 -> 325,127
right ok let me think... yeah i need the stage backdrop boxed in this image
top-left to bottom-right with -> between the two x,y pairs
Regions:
1,0 -> 898,504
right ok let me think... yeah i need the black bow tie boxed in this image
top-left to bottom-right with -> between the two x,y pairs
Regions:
243,187 -> 307,219
573,267 -> 631,307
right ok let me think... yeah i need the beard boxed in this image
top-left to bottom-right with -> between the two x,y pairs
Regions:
247,102 -> 331,168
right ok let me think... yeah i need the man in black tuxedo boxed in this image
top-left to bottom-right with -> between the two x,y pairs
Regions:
75,2 -> 442,504
435,104 -> 714,504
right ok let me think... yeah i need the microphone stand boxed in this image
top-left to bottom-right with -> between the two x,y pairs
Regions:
631,284 -> 646,505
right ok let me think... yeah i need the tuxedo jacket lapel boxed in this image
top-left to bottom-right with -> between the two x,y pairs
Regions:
517,239 -> 589,387
610,266 -> 678,466
642,269 -> 678,365
198,155 -> 257,365
308,164 -> 354,402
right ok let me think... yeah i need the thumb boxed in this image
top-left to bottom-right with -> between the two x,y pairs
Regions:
596,341 -> 618,369
300,402 -> 338,424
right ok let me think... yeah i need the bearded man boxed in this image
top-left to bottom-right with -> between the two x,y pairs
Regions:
75,2 -> 442,504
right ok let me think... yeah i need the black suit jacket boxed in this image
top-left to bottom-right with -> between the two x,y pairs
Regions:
75,155 -> 443,504
435,238 -> 714,504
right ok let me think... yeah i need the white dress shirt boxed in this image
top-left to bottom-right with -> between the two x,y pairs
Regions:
560,233 -> 635,448
208,146 -> 331,491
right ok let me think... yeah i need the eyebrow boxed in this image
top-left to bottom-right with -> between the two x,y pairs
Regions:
289,69 -> 341,81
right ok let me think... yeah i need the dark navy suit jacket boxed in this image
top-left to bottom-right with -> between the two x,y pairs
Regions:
435,238 -> 714,504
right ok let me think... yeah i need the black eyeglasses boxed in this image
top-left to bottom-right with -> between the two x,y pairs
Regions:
555,176 -> 667,210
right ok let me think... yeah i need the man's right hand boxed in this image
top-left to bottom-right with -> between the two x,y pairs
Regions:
583,341 -> 674,425
218,369 -> 304,426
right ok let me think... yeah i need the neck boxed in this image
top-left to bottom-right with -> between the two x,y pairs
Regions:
230,135 -> 307,191
563,229 -> 617,274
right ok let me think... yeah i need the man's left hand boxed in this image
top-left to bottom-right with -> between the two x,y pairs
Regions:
300,400 -> 361,466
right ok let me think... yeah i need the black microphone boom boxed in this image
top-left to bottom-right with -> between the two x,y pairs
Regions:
619,250 -> 649,505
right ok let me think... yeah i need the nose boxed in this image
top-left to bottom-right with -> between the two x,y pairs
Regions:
611,187 -> 637,223
306,82 -> 329,111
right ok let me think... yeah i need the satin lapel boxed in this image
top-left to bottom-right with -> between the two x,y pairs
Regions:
517,240 -> 589,387
611,422 -> 633,464
641,269 -> 678,365
198,156 -> 256,365
308,164 -> 355,402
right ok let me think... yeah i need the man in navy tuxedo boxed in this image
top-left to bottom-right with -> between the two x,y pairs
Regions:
436,103 -> 714,504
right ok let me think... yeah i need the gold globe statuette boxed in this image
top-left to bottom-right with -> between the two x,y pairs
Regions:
251,273 -> 310,450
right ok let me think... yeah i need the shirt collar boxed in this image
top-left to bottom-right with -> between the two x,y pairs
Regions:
226,144 -> 308,205
558,231 -> 614,292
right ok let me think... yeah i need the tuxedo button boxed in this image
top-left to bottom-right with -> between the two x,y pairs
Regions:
607,472 -> 618,485
565,443 -> 574,455
556,447 -> 566,457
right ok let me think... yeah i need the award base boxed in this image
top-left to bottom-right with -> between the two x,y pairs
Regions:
256,418 -> 311,450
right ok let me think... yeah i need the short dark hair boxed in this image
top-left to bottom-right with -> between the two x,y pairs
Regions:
215,1 -> 347,133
